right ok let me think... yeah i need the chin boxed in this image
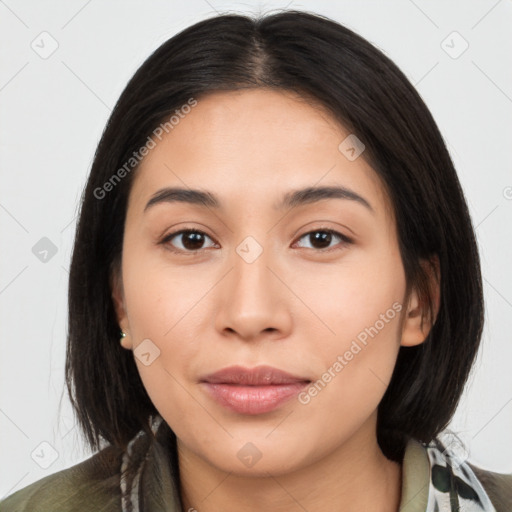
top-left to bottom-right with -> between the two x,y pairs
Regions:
195,436 -> 314,477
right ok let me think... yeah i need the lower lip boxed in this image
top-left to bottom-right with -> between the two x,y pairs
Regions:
201,382 -> 309,415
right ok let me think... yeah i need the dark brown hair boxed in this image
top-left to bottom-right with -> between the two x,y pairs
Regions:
65,9 -> 484,464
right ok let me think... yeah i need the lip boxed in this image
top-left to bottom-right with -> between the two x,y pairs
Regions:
201,365 -> 310,385
199,365 -> 311,415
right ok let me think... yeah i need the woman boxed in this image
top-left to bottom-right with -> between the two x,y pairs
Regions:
2,9 -> 511,512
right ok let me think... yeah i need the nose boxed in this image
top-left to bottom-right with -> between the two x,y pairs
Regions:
214,241 -> 292,342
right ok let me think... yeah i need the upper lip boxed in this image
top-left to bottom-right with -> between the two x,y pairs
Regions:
200,365 -> 311,385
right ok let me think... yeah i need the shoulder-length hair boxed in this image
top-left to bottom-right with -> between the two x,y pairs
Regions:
65,9 -> 483,463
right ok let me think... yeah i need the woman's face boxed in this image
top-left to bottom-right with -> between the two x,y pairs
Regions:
113,88 -> 425,476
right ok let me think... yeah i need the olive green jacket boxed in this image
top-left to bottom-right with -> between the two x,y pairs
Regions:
1,418 -> 511,511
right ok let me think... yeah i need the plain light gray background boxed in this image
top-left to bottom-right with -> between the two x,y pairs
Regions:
1,0 -> 511,499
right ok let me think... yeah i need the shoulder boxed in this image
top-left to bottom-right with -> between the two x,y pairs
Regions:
0,444 -> 124,512
468,463 -> 512,512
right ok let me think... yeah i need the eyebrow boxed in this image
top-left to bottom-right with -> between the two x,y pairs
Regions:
144,185 -> 374,214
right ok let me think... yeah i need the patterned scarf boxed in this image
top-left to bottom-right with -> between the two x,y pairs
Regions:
425,436 -> 497,511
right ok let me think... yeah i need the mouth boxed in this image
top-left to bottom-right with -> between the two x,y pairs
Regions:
199,365 -> 311,415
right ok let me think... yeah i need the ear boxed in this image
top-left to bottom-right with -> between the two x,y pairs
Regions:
111,267 -> 133,350
400,255 -> 440,347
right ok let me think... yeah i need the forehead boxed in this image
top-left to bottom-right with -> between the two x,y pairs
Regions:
127,89 -> 393,221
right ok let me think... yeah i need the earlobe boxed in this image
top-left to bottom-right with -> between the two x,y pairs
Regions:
111,270 -> 133,350
400,256 -> 441,348
400,289 -> 428,347
119,330 -> 133,350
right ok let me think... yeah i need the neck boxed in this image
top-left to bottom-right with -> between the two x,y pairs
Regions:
177,418 -> 402,512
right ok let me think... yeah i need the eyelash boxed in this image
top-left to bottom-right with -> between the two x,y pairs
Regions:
160,227 -> 353,255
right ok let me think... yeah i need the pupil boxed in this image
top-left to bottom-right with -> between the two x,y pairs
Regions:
312,231 -> 331,249
184,231 -> 204,250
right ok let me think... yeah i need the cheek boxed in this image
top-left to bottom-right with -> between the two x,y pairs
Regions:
121,244 -> 211,409
292,248 -> 405,400
124,275 -> 203,392
291,246 -> 405,342
122,239 -> 212,339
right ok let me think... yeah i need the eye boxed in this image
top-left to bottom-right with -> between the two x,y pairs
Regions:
161,229 -> 217,253
293,228 -> 353,252
160,227 -> 353,254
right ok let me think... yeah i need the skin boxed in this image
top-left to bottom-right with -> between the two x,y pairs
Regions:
112,88 -> 439,512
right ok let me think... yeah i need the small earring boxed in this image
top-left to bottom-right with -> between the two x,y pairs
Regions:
120,331 -> 126,343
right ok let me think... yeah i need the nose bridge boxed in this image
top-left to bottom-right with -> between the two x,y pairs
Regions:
234,236 -> 271,294
232,235 -> 276,311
